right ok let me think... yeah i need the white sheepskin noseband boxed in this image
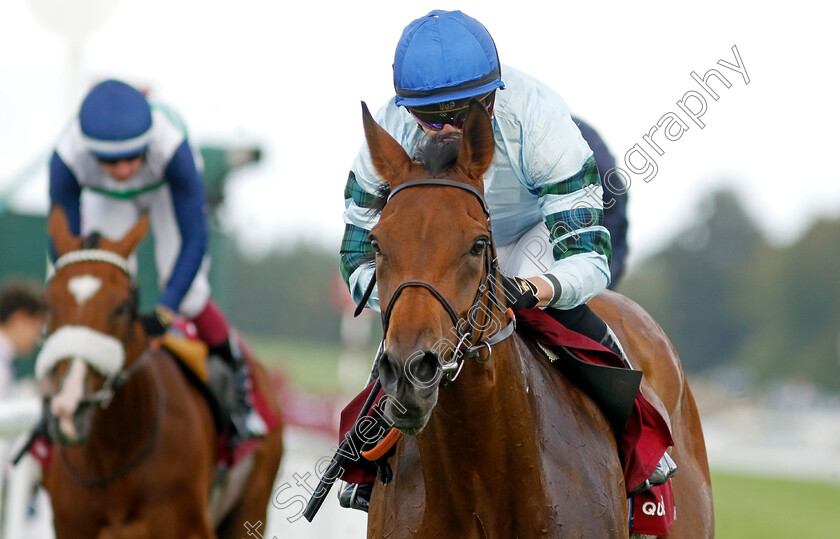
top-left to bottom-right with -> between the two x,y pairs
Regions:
36,325 -> 126,379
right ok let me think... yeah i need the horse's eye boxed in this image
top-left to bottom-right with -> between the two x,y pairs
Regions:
370,239 -> 381,255
113,300 -> 133,318
470,239 -> 488,256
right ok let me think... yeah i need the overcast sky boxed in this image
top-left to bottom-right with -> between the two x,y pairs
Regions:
2,0 -> 839,269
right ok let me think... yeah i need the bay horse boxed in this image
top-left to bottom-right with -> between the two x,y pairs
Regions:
360,101 -> 714,538
39,207 -> 284,538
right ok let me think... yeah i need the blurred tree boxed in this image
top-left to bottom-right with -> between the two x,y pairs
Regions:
623,187 -> 840,391
627,189 -> 766,371
738,219 -> 840,388
225,244 -> 342,342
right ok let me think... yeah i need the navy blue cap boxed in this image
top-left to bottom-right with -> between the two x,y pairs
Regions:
393,10 -> 504,107
79,79 -> 153,159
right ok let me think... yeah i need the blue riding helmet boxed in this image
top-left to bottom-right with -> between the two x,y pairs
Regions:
393,10 -> 505,108
79,79 -> 153,160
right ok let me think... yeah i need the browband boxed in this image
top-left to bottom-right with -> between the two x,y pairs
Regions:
387,179 -> 490,219
53,249 -> 131,275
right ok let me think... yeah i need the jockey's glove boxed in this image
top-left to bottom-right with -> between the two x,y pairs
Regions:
500,274 -> 540,310
140,307 -> 173,337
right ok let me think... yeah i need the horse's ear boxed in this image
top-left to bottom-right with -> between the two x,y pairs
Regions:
101,212 -> 149,257
362,101 -> 412,187
48,206 -> 81,256
455,99 -> 495,184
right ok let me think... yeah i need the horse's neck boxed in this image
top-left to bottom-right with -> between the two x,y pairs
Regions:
417,336 -> 543,507
89,343 -> 160,459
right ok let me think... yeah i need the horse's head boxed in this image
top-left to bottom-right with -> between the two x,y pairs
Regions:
38,206 -> 149,444
363,100 -> 507,435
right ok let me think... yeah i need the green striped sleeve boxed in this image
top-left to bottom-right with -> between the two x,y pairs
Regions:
538,155 -> 600,197
340,224 -> 375,284
344,171 -> 381,209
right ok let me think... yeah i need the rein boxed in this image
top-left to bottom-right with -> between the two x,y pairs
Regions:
377,179 -> 516,381
48,247 -> 165,485
76,348 -> 154,410
58,354 -> 166,487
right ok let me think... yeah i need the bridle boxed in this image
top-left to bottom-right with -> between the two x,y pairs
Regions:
48,248 -> 147,408
46,248 -> 164,485
362,179 -> 516,382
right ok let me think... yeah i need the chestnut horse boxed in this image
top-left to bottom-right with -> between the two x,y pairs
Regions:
360,101 -> 713,538
39,207 -> 284,538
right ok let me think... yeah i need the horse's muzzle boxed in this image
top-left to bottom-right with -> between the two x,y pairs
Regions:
378,349 -> 441,434
46,398 -> 96,445
379,349 -> 444,392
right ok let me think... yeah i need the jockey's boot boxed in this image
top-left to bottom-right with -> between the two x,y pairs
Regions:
338,482 -> 373,512
629,452 -> 678,496
600,326 -> 679,494
338,344 -> 383,513
599,325 -> 633,369
209,334 -> 266,445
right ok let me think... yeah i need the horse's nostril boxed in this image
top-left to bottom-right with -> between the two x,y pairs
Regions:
379,350 -> 442,391
378,352 -> 399,388
407,351 -> 441,388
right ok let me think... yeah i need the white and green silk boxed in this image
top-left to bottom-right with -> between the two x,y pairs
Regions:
341,66 -> 612,313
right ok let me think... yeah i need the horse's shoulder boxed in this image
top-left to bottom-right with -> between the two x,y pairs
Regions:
146,346 -> 212,405
511,333 -> 617,440
147,346 -> 184,375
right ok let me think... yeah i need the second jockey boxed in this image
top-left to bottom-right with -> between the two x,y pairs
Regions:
48,79 -> 264,444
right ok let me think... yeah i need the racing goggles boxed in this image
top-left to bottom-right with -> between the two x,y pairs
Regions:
407,91 -> 496,131
96,152 -> 146,165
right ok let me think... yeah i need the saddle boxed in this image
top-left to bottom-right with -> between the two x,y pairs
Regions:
160,324 -> 229,433
163,326 -> 281,467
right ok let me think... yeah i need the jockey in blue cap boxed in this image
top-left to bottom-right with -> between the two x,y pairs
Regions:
338,9 -> 674,512
49,79 -> 264,443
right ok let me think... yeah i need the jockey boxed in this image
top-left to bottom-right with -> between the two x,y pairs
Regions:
48,79 -> 264,444
339,10 -> 675,511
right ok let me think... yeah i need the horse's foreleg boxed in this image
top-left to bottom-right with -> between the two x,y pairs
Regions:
215,435 -> 283,539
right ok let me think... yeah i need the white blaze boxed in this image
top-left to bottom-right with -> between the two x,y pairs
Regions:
50,358 -> 87,440
68,275 -> 102,306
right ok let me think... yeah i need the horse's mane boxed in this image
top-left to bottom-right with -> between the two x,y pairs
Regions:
414,132 -> 462,176
369,132 -> 463,215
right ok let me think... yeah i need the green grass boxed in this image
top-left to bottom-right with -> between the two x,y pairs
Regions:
245,334 -> 374,394
712,471 -> 840,538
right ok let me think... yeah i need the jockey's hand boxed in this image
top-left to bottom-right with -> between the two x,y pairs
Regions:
140,305 -> 174,337
500,275 -> 540,310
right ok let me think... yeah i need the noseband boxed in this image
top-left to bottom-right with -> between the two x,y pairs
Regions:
374,179 -> 516,381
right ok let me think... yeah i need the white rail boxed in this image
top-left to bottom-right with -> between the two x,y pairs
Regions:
0,396 -> 52,539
